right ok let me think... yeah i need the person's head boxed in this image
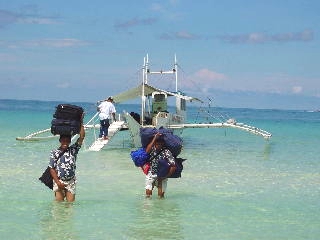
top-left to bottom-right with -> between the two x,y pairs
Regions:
154,136 -> 165,151
59,134 -> 71,150
107,96 -> 113,102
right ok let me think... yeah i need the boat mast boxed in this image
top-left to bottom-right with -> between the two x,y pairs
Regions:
141,55 -> 147,126
174,54 -> 178,92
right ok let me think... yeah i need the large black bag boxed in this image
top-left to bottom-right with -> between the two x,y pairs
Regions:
39,167 -> 53,189
53,104 -> 84,121
51,118 -> 81,135
39,150 -> 66,189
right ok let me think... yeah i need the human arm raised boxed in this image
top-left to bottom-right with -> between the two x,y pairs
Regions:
77,113 -> 85,146
145,133 -> 162,153
77,124 -> 85,146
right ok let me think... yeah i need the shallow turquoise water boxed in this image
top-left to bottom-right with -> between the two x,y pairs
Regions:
0,100 -> 319,239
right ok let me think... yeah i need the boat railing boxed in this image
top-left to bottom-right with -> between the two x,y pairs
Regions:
71,112 -> 99,142
77,112 -> 125,141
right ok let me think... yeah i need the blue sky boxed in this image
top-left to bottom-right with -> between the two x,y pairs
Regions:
0,0 -> 319,110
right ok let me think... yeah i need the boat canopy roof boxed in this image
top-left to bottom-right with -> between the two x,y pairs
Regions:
104,83 -> 202,103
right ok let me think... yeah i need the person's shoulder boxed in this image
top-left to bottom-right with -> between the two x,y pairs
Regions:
50,148 -> 59,154
99,101 -> 106,107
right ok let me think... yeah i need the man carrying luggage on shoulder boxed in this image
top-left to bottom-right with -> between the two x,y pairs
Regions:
49,116 -> 85,202
145,133 -> 176,199
97,96 -> 116,140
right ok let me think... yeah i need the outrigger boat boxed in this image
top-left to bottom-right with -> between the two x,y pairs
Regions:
113,54 -> 271,147
16,55 -> 272,151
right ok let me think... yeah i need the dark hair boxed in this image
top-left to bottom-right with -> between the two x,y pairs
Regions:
59,134 -> 71,142
155,137 -> 165,144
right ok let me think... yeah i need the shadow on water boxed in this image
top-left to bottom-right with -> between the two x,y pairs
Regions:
39,201 -> 79,240
126,198 -> 184,240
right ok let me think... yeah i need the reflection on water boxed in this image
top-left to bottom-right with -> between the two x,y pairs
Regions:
263,142 -> 271,161
126,198 -> 184,240
39,201 -> 79,240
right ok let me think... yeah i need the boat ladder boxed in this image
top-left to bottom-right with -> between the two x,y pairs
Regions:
88,120 -> 126,151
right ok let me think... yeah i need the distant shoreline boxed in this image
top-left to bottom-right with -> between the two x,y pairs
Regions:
1,98 -> 317,112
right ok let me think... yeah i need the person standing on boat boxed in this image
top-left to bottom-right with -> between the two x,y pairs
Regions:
97,96 -> 116,140
49,122 -> 85,202
145,133 -> 176,198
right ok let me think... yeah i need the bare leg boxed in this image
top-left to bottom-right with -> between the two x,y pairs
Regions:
54,190 -> 65,201
66,191 -> 75,202
157,179 -> 165,198
145,189 -> 152,198
145,175 -> 156,198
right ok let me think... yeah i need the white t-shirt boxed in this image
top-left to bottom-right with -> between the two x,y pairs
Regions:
98,101 -> 116,120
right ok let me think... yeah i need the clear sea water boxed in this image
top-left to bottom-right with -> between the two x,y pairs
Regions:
0,99 -> 319,240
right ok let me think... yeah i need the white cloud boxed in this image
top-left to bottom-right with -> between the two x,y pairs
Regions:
219,29 -> 314,44
159,31 -> 200,40
23,38 -> 89,48
0,9 -> 58,28
1,38 -> 89,49
17,17 -> 58,25
114,17 -> 157,31
56,82 -> 70,89
183,68 -> 227,91
151,3 -> 164,12
292,86 -> 303,94
194,68 -> 227,81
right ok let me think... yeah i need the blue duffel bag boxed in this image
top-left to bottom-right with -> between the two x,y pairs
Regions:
140,127 -> 158,148
140,127 -> 183,157
130,148 -> 150,167
162,133 -> 182,157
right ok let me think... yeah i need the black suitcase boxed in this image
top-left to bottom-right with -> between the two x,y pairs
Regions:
51,118 -> 81,135
53,104 -> 84,121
